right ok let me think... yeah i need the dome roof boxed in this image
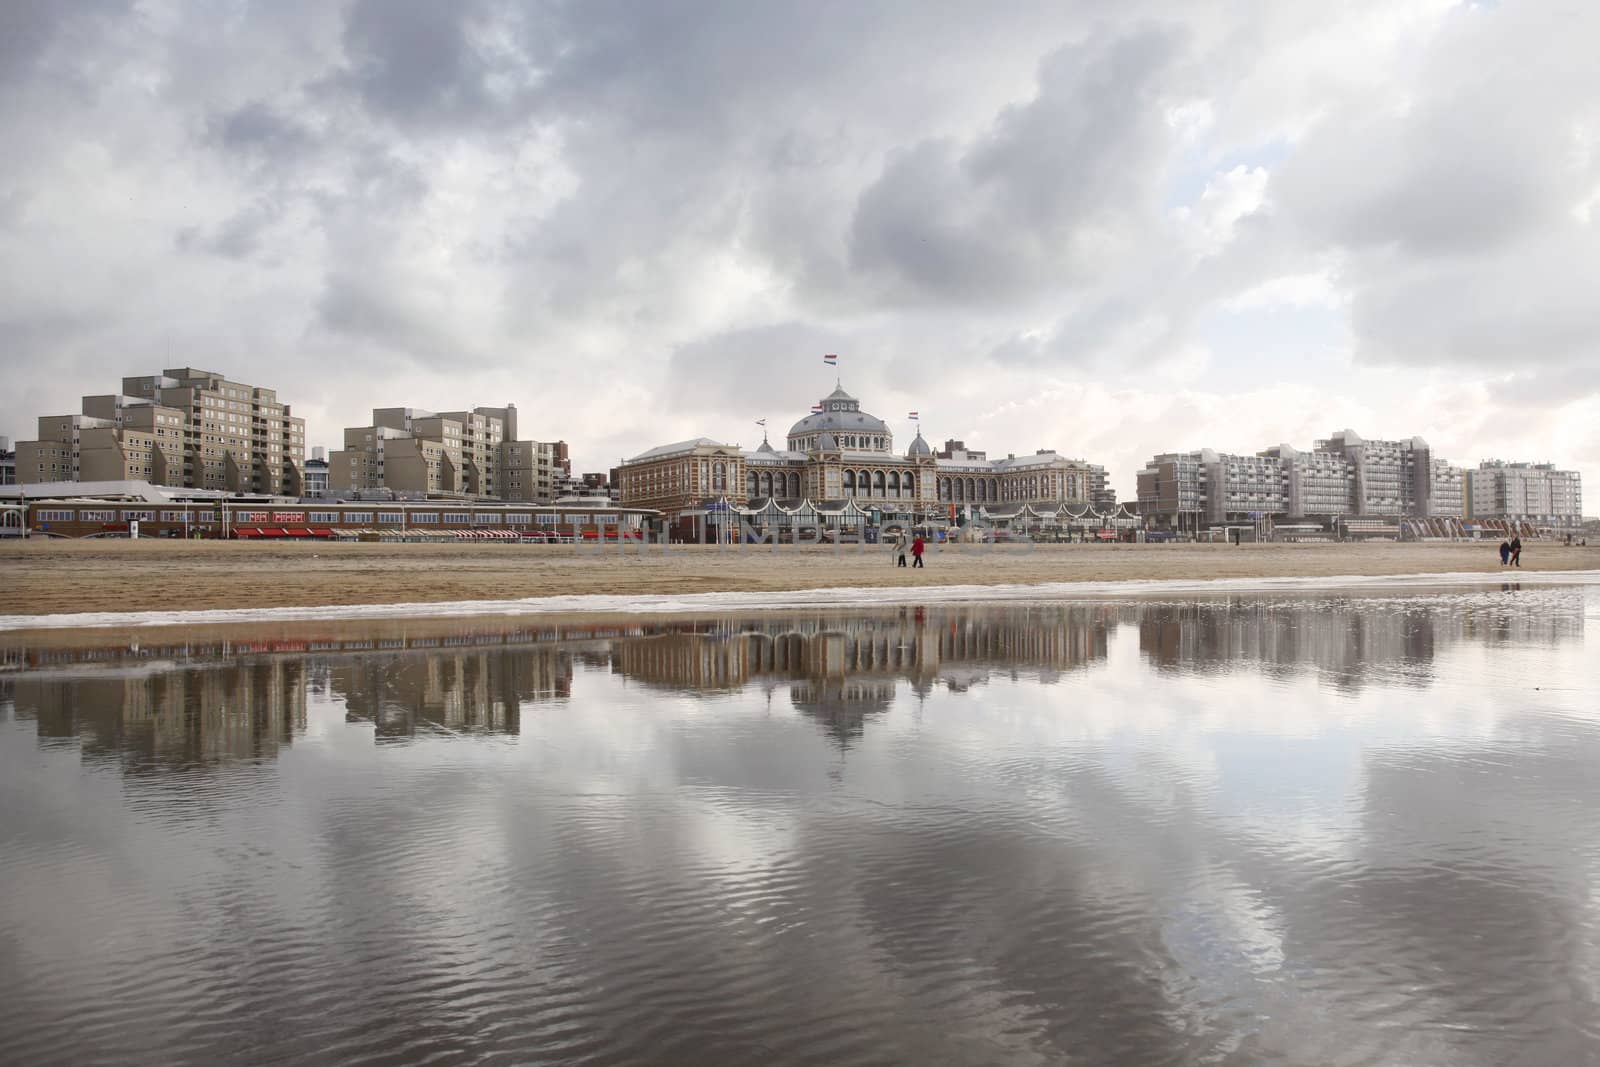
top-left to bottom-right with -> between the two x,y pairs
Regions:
756,435 -> 775,453
815,430 -> 838,451
906,431 -> 932,458
787,383 -> 890,438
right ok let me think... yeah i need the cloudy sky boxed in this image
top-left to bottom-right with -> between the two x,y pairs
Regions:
2,0 -> 1596,501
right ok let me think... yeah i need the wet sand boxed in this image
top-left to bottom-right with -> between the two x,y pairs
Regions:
2,538 -> 1595,618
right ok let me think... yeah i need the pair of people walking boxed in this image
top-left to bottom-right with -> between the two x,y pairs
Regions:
889,531 -> 926,568
1498,536 -> 1522,567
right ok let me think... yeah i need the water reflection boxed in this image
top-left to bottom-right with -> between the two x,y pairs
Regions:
1,586 -> 1588,763
1,581 -> 1598,1065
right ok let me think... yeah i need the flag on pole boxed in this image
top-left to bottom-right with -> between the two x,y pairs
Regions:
907,411 -> 919,420
811,403 -> 824,413
823,353 -> 838,365
755,418 -> 766,426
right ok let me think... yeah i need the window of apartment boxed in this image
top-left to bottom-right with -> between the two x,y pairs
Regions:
80,510 -> 116,523
123,510 -> 155,521
344,512 -> 374,523
410,512 -> 439,524
472,513 -> 502,524
535,513 -> 559,525
37,510 -> 74,522
377,512 -> 404,524
504,513 -> 532,523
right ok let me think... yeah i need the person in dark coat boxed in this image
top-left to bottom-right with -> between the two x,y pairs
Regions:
911,535 -> 926,568
1510,536 -> 1522,567
1498,541 -> 1511,566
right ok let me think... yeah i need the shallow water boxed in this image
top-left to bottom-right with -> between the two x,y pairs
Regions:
2,580 -> 1599,1065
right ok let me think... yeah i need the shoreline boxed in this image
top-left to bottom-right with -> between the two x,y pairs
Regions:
5,539 -> 1595,611
3,540 -> 1596,627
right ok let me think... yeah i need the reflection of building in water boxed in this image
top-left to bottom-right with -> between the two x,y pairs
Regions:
7,659 -> 307,766
612,607 -> 1114,744
1137,594 -> 1584,687
327,646 -> 572,740
1140,602 -> 1436,687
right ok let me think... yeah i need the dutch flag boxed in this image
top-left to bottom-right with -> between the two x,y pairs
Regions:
907,411 -> 919,420
811,403 -> 824,413
823,353 -> 838,365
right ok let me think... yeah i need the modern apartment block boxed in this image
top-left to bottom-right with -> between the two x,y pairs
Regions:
0,437 -> 16,486
1466,461 -> 1583,527
330,403 -> 569,502
1314,431 -> 1462,517
1138,429 -> 1467,527
17,368 -> 305,493
1136,449 -> 1288,526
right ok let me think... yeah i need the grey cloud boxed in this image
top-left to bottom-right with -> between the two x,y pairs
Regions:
175,199 -> 287,260
213,102 -> 315,157
316,271 -> 471,367
664,322 -> 855,419
1263,3 -> 1600,373
849,26 -> 1187,306
0,0 -> 127,86
334,0 -> 530,128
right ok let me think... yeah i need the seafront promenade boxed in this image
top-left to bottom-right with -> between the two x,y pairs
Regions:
2,539 -> 1596,618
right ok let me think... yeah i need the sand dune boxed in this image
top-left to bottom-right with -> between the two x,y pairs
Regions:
2,538 -> 1594,617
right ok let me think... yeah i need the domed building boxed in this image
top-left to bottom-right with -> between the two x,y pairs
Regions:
618,384 -> 1111,535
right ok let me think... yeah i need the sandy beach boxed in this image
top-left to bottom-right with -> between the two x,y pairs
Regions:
2,538 -> 1595,618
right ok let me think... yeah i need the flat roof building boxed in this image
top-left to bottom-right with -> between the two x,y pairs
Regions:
16,368 -> 306,494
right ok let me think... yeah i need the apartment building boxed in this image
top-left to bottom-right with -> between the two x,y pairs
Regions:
330,403 -> 569,502
1136,449 -> 1287,526
1466,461 -> 1583,527
1140,430 -> 1468,528
17,368 -> 305,492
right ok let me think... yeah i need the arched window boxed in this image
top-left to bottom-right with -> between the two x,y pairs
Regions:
789,472 -> 801,498
746,472 -> 758,497
905,473 -> 915,497
713,462 -> 727,491
843,470 -> 855,493
888,471 -> 900,494
759,472 -> 772,497
858,469 -> 870,496
873,470 -> 885,495
955,479 -> 965,502
966,478 -> 976,501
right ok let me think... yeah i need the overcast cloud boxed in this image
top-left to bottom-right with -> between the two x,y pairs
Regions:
1,0 -> 1596,499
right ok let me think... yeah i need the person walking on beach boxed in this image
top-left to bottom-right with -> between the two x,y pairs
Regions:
1499,540 -> 1511,566
911,534 -> 926,569
890,529 -> 907,567
1510,536 -> 1522,567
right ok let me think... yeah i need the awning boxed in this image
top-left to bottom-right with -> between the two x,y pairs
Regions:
289,527 -> 314,538
232,526 -> 262,538
260,527 -> 289,538
310,527 -> 335,538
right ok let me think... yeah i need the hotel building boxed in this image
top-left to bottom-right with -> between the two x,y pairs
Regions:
17,368 -> 305,493
619,384 -> 1110,530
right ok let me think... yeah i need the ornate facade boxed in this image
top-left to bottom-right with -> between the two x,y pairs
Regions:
618,384 -> 1107,523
